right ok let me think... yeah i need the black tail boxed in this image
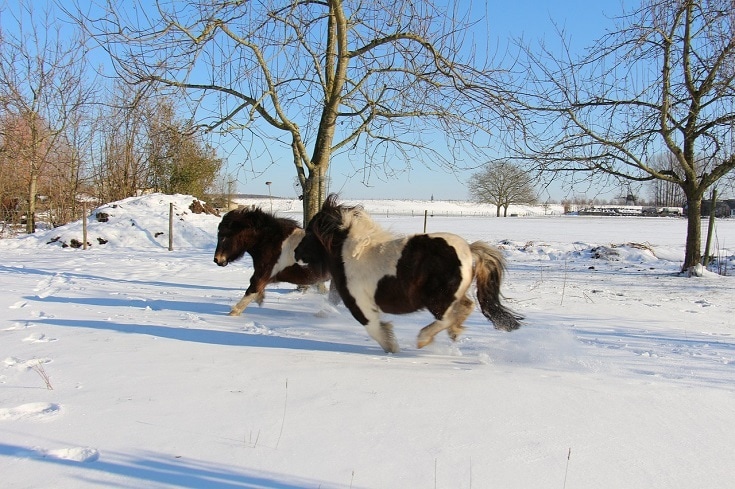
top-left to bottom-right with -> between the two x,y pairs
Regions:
469,241 -> 523,331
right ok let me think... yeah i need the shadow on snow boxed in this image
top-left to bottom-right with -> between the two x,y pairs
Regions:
35,317 -> 377,355
0,444 -> 347,489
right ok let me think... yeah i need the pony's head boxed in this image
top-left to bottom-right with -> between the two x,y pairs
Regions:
213,206 -> 297,266
295,194 -> 359,265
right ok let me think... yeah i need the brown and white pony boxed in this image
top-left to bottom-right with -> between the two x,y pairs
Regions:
214,206 -> 331,316
294,195 -> 522,353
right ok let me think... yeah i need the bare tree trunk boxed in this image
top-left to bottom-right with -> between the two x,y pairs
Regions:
26,172 -> 37,234
683,196 -> 702,272
302,167 -> 328,224
27,115 -> 39,234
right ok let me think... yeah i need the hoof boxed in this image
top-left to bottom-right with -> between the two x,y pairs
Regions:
381,342 -> 400,354
378,322 -> 399,353
417,336 -> 434,349
448,327 -> 464,342
227,310 -> 242,317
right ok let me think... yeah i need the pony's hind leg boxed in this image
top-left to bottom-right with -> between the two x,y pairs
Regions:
365,320 -> 399,353
417,295 -> 474,348
447,295 -> 474,341
417,319 -> 449,348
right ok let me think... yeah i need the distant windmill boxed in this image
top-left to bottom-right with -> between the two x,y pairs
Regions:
618,184 -> 637,205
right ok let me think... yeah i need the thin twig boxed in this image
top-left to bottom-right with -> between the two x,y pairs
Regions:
469,456 -> 473,489
275,379 -> 288,449
31,360 -> 53,390
562,447 -> 572,489
247,429 -> 261,448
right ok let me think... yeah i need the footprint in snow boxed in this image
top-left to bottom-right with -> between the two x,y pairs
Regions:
41,446 -> 99,463
10,446 -> 99,463
3,321 -> 32,331
22,333 -> 58,343
241,322 -> 274,335
33,273 -> 67,299
33,277 -> 53,293
29,310 -> 53,319
9,301 -> 28,309
3,356 -> 52,370
0,402 -> 61,421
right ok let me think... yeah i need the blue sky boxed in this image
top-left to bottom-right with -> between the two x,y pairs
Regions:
235,0 -> 625,201
1,1 -> 626,202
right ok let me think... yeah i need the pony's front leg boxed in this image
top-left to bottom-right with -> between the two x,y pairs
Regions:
228,282 -> 267,316
365,319 -> 399,354
340,287 -> 398,353
228,291 -> 262,316
229,271 -> 270,316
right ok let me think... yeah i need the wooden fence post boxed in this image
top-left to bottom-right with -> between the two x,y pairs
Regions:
703,188 -> 717,267
168,202 -> 174,251
82,202 -> 87,250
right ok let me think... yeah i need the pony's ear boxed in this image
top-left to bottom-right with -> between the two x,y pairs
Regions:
324,193 -> 340,210
341,207 -> 361,230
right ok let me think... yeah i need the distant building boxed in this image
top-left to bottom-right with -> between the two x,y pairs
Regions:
576,205 -> 684,216
700,199 -> 735,217
578,205 -> 643,216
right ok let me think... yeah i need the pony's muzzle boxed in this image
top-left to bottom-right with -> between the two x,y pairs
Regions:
213,256 -> 228,266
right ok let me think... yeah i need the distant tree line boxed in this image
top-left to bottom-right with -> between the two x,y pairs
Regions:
467,157 -> 686,214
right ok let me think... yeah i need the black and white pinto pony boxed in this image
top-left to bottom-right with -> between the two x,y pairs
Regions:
213,206 -> 331,316
294,195 -> 522,353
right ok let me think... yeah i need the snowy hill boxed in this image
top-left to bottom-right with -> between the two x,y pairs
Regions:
4,194 -> 221,251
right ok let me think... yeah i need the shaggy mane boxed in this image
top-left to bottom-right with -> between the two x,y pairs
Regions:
341,205 -> 395,244
316,194 -> 394,247
230,206 -> 299,230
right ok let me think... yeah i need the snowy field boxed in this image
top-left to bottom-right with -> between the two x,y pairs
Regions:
1,193 -> 734,489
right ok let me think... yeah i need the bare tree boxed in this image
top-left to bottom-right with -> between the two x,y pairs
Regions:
75,0 -> 514,222
0,113 -> 32,230
511,0 -> 735,272
89,83 -> 225,202
206,172 -> 237,210
146,98 -> 223,198
0,2 -> 92,232
468,160 -> 537,216
90,82 -> 152,203
647,153 -> 687,207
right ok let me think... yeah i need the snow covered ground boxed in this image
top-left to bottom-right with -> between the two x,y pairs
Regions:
1,193 -> 734,489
